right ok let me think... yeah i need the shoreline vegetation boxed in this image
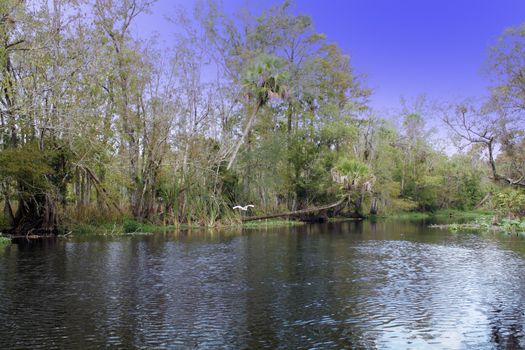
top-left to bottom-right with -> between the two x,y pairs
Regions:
0,1 -> 523,238
3,209 -> 519,242
71,218 -> 308,236
373,209 -> 494,221
0,218 -> 309,240
430,218 -> 525,235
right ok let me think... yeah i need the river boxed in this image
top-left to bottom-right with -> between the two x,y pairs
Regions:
1,220 -> 525,349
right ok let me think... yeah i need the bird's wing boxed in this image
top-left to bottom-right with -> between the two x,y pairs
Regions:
247,205 -> 255,208
232,206 -> 241,209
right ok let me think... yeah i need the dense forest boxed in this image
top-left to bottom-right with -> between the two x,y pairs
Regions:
0,0 -> 524,235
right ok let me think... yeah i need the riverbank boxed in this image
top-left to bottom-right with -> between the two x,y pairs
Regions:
0,209 -> 497,239
64,218 -> 305,236
430,216 -> 525,235
383,209 -> 525,235
374,209 -> 524,235
69,210 -> 488,235
373,209 -> 493,221
66,210 -> 492,236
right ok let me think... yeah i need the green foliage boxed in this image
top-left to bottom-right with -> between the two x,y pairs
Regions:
435,156 -> 484,210
0,235 -> 11,245
444,215 -> 525,235
1,0 -> 518,234
0,212 -> 9,228
219,166 -> 239,204
243,54 -> 288,105
319,121 -> 358,147
336,158 -> 370,181
474,216 -> 493,230
285,130 -> 331,202
123,219 -> 141,233
388,212 -> 431,220
72,223 -> 98,235
448,223 -> 460,232
391,198 -> 419,213
242,219 -> 304,229
492,189 -> 525,217
500,218 -> 523,234
0,142 -> 52,192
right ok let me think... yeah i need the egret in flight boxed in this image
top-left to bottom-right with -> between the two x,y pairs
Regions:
233,204 -> 254,211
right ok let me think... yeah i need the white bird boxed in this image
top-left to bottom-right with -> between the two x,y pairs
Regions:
232,204 -> 254,211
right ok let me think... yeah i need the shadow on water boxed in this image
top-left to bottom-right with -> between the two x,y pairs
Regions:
2,220 -> 525,348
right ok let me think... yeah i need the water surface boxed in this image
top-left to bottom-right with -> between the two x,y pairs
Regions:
1,220 -> 525,349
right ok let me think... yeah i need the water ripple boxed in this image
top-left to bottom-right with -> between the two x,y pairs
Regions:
1,223 -> 525,348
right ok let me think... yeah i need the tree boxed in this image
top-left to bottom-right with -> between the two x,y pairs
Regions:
0,0 -> 86,233
466,22 -> 525,189
94,0 -> 175,219
488,23 -> 525,116
441,101 -> 525,188
0,0 -> 507,233
226,54 -> 288,170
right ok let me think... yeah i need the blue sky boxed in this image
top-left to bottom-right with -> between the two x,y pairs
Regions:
136,0 -> 525,112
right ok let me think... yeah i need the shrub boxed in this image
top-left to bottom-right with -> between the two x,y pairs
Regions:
123,220 -> 141,233
492,189 -> 525,218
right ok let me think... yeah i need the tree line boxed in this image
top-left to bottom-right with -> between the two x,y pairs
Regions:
0,0 -> 523,234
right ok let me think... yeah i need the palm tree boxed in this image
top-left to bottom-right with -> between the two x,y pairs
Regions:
226,54 -> 288,170
333,158 -> 374,192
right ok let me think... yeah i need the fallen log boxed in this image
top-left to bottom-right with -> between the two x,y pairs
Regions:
9,234 -> 56,240
475,192 -> 492,209
242,196 -> 348,222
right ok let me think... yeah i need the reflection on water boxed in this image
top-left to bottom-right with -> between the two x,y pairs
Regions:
1,221 -> 525,349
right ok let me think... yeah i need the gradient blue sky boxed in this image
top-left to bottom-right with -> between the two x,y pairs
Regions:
137,0 -> 525,112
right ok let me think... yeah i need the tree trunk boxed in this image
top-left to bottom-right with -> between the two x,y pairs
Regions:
370,197 -> 378,215
81,170 -> 91,207
486,139 -> 525,188
476,192 -> 492,208
3,197 -> 14,227
286,102 -> 293,134
11,194 -> 59,235
242,196 -> 348,222
487,138 -> 498,181
226,101 -> 261,170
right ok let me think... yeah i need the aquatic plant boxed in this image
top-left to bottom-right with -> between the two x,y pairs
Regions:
500,218 -> 523,234
474,216 -> 492,230
448,223 -> 460,232
0,236 -> 11,245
